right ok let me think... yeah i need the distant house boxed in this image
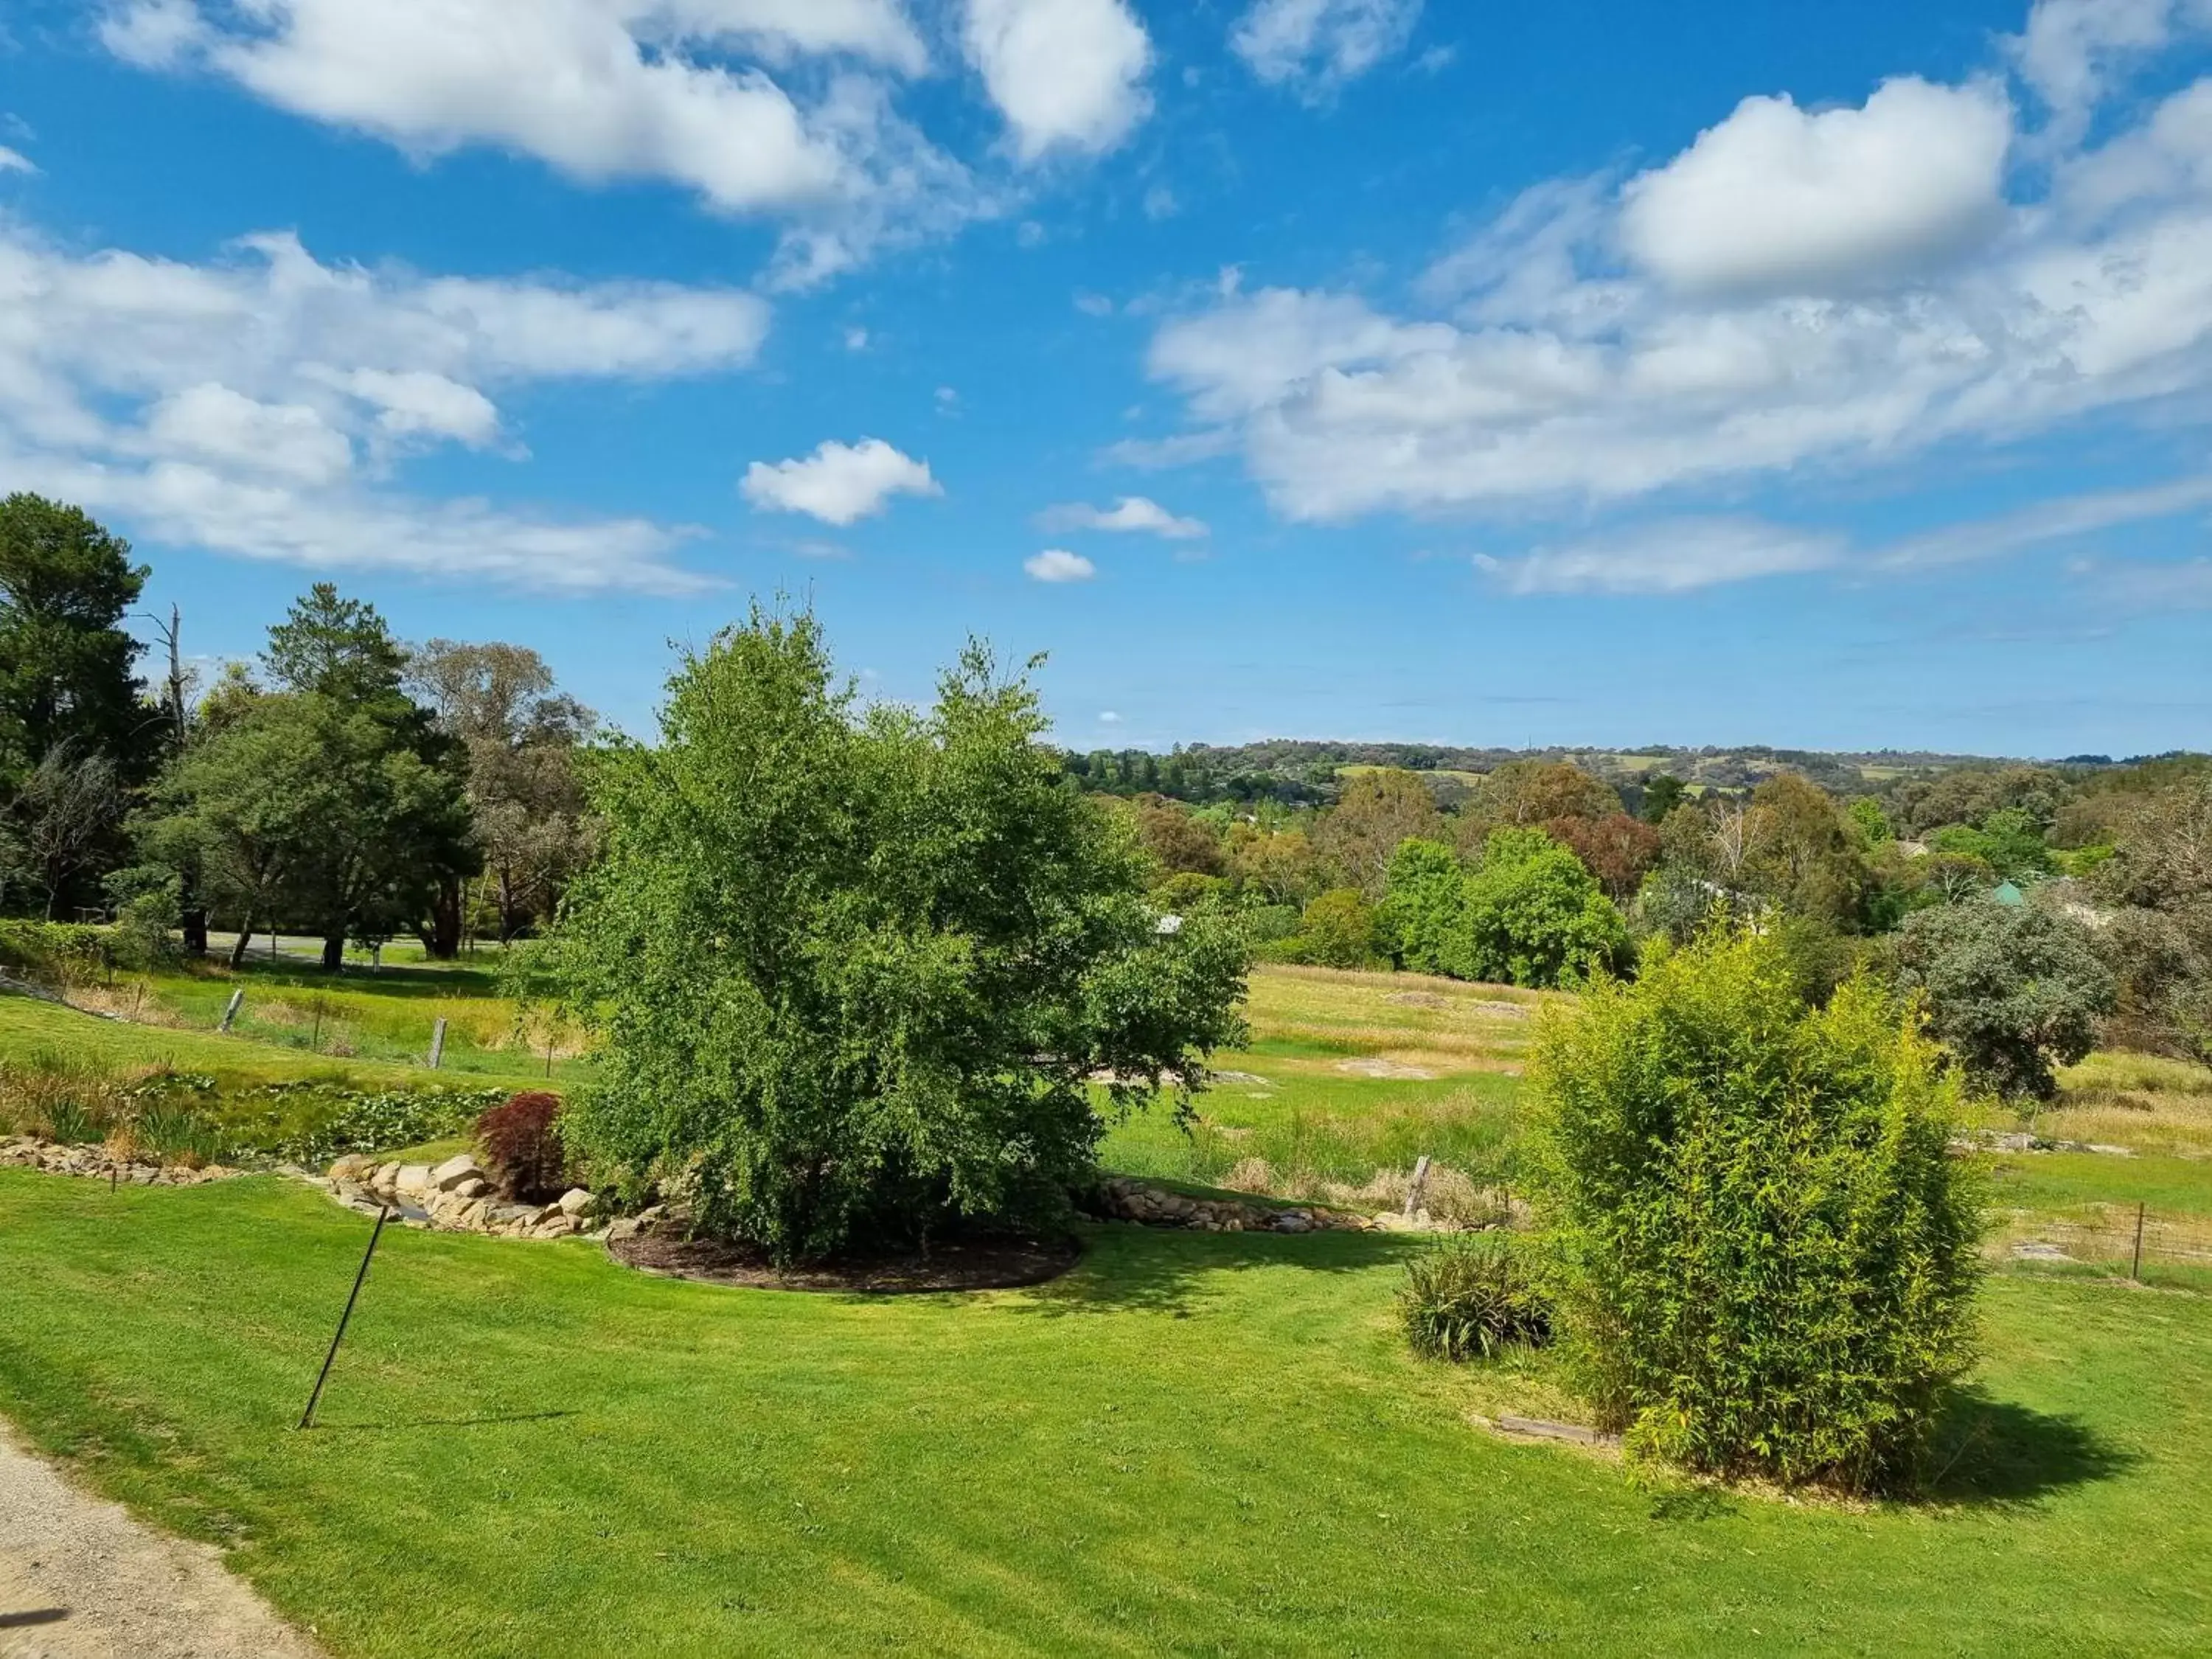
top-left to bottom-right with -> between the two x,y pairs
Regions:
1991,882 -> 2026,907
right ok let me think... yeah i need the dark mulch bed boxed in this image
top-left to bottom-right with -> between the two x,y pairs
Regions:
608,1230 -> 1082,1294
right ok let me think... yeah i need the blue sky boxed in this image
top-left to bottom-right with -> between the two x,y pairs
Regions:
2,0 -> 2210,757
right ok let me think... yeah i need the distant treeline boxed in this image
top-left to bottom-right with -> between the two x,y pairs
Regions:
1060,740 -> 2186,810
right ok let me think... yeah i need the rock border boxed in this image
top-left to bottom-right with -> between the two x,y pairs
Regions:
313,1153 -> 606,1241
1084,1175 -> 1470,1235
1,1135 -> 240,1186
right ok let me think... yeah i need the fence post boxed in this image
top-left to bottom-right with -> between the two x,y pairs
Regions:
1403,1154 -> 1432,1219
2132,1203 -> 2147,1282
218,988 -> 245,1032
428,1017 -> 448,1070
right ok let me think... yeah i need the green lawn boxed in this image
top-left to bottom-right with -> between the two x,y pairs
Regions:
1,1171 -> 2208,1656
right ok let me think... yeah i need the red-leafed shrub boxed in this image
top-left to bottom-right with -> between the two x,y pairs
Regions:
476,1091 -> 567,1201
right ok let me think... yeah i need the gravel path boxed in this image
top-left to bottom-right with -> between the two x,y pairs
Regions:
0,1422 -> 321,1659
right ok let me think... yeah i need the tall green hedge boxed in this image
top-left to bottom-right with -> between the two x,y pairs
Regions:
1528,928 -> 1980,1492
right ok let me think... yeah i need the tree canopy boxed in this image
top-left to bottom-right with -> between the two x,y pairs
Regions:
543,607 -> 1250,1260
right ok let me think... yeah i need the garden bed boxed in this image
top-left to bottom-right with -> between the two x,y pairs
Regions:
608,1228 -> 1082,1293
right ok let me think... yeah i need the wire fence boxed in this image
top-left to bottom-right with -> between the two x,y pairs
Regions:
1998,1201 -> 2212,1287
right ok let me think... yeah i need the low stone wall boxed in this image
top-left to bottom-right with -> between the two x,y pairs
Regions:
317,1153 -> 606,1240
1087,1176 -> 1372,1234
1,1135 -> 239,1186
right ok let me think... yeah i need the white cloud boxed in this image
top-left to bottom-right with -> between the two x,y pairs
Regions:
1232,0 -> 1424,94
740,437 -> 939,524
2008,0 -> 2211,134
1877,476 -> 2212,568
1099,709 -> 1122,722
325,368 -> 504,448
0,147 -> 35,176
100,0 -> 971,281
1037,495 -> 1207,538
99,0 -> 209,68
0,223 -> 764,591
1619,77 -> 2014,293
142,383 -> 353,486
962,0 -> 1152,161
1131,59 -> 2212,541
1473,519 -> 1844,595
1024,547 -> 1096,581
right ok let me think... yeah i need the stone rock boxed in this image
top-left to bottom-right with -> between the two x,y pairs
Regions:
393,1164 -> 434,1197
1272,1211 -> 1312,1234
431,1155 -> 486,1192
556,1187 -> 597,1218
453,1177 -> 490,1200
329,1153 -> 375,1181
605,1217 -> 642,1245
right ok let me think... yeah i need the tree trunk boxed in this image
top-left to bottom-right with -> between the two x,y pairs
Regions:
424,876 -> 463,960
229,918 -> 254,970
321,933 -> 346,973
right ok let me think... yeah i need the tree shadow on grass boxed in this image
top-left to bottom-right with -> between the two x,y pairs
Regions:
1010,1221 -> 1422,1318
1920,1387 -> 2139,1507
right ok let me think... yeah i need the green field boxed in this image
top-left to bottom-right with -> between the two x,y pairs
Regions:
4,964 -> 2212,1653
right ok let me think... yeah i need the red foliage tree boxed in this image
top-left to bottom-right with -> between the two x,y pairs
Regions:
1545,813 -> 1663,902
476,1091 -> 568,1202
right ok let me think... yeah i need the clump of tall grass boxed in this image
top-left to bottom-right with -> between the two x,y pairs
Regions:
1399,1234 -> 1552,1362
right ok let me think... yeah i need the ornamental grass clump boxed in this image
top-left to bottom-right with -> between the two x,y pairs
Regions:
1527,927 -> 1980,1494
1399,1234 -> 1551,1362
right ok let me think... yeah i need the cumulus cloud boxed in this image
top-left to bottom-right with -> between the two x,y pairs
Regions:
1035,495 -> 1207,538
98,0 -> 971,282
1023,547 -> 1096,581
1619,77 -> 2014,293
2008,0 -> 2212,134
1129,53 -> 2212,545
1473,519 -> 1844,595
1232,0 -> 1424,94
0,147 -> 35,175
740,437 -> 939,524
0,224 -> 765,591
963,0 -> 1152,161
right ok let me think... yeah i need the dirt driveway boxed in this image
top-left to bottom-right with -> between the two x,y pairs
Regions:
0,1422 -> 319,1659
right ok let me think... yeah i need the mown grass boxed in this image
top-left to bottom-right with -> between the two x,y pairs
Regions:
0,1173 -> 2208,1655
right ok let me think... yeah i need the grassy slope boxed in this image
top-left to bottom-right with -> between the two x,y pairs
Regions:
1,1172 -> 2208,1657
0,994 -> 428,1091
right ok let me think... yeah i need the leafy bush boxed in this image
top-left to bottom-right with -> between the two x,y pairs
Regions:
543,608 -> 1249,1262
477,1091 -> 568,1201
1382,830 -> 1628,990
1275,887 -> 1381,969
1896,898 -> 2116,1100
0,921 -> 116,987
1528,928 -> 1980,1492
1399,1234 -> 1551,1361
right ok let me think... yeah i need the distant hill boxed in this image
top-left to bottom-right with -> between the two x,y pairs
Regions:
1057,740 -> 2159,809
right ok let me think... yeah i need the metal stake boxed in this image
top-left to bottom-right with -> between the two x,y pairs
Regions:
299,1206 -> 389,1430
218,988 -> 245,1032
2132,1203 -> 2147,1282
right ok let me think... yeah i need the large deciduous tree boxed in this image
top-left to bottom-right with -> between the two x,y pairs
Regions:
408,639 -> 596,944
1315,768 -> 1443,894
543,607 -> 1249,1261
256,586 -> 474,965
